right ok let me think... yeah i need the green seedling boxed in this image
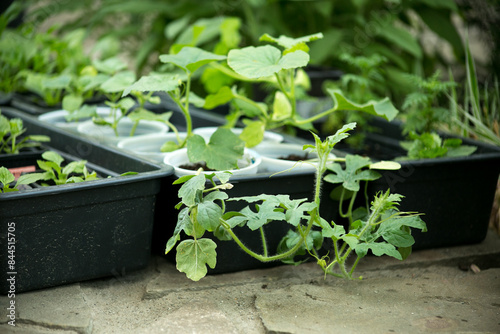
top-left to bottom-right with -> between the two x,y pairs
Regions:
166,122 -> 426,281
204,33 -> 399,147
399,132 -> 477,160
0,166 -> 46,193
123,46 -> 246,170
0,110 -> 50,154
36,151 -> 98,185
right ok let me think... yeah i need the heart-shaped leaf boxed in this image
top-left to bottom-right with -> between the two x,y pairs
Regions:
227,45 -> 309,79
187,128 -> 245,171
159,46 -> 227,74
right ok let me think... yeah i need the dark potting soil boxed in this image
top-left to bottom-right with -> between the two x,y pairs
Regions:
179,162 -> 217,172
278,153 -> 310,161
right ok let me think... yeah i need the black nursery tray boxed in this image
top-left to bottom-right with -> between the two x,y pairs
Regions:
362,119 -> 500,249
0,107 -> 173,294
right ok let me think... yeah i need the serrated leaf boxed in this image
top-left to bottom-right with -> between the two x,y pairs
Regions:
227,45 -> 309,79
176,238 -> 217,281
355,242 -> 402,260
324,154 -> 380,192
159,46 -> 226,74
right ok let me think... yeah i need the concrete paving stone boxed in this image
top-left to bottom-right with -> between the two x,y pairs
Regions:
14,284 -> 92,334
134,300 -> 240,334
145,256 -> 317,299
0,324 -> 78,334
255,267 -> 500,334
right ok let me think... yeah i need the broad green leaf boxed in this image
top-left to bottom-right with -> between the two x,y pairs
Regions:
203,86 -> 235,109
341,234 -> 360,249
272,91 -> 292,121
178,173 -> 206,207
240,120 -> 265,148
41,151 -> 64,166
227,45 -> 309,79
187,128 -> 245,171
381,228 -> 415,248
0,167 -> 15,185
196,201 -> 223,232
176,238 -> 217,281
93,56 -> 128,74
326,89 -> 399,121
43,74 -> 72,89
159,46 -> 226,74
100,71 -> 136,93
355,242 -> 402,260
16,172 -> 46,186
62,160 -> 86,176
122,74 -> 181,97
62,94 -> 84,112
65,105 -> 98,122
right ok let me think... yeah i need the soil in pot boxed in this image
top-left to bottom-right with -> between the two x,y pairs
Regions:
178,162 -> 216,172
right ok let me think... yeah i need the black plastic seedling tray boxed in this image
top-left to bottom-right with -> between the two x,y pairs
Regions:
363,119 -> 500,249
0,107 -> 173,293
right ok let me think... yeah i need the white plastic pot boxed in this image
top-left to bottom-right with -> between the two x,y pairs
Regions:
164,148 -> 261,177
77,117 -> 169,146
253,142 -> 336,173
117,132 -> 187,163
38,107 -> 116,132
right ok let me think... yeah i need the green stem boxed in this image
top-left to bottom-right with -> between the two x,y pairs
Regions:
168,91 -> 193,137
220,209 -> 318,262
259,227 -> 268,257
294,106 -> 337,125
129,121 -> 139,137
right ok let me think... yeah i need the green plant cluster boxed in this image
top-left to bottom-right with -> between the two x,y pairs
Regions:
0,110 -> 50,154
166,124 -> 427,281
0,151 -> 97,192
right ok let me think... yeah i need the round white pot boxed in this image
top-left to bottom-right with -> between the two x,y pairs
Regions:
38,107 -> 115,132
77,117 -> 169,146
117,132 -> 187,163
164,148 -> 261,177
192,127 -> 283,146
253,142 -> 336,173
